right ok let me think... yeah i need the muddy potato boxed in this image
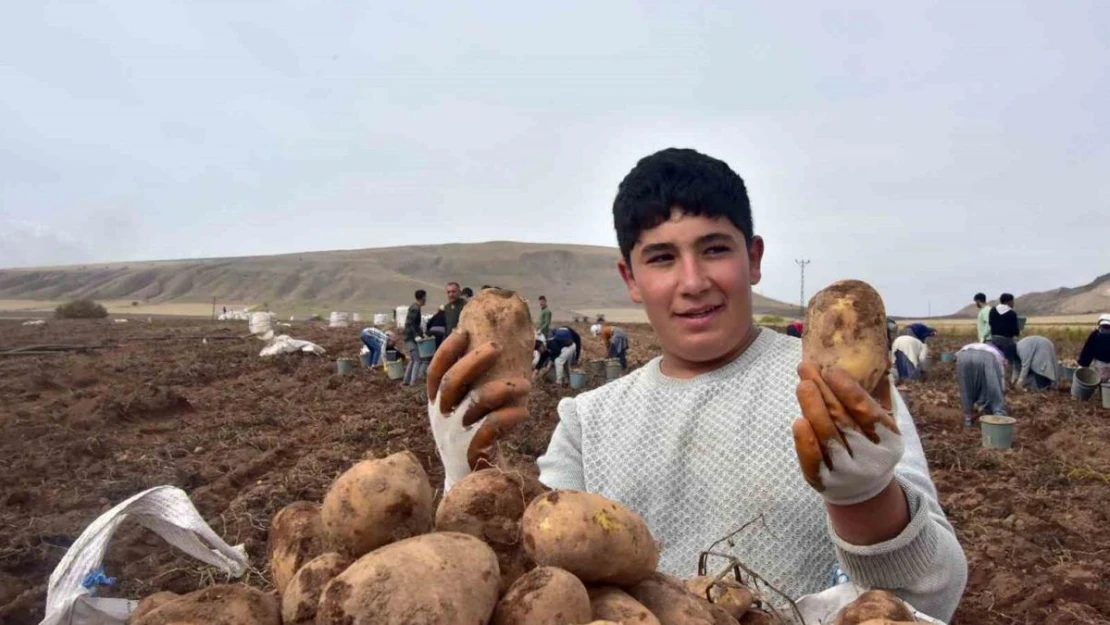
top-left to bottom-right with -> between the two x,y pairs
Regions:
522,490 -> 658,585
320,450 -> 434,558
131,584 -> 280,625
491,566 -> 592,625
129,591 -> 179,623
456,287 -> 535,385
435,468 -> 548,590
280,552 -> 352,625
267,501 -> 326,593
684,577 -> 754,621
802,279 -> 890,394
626,573 -> 739,625
316,531 -> 501,625
833,590 -> 915,625
588,587 -> 662,625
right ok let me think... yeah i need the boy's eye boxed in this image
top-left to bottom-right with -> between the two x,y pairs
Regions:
705,245 -> 732,255
646,253 -> 674,264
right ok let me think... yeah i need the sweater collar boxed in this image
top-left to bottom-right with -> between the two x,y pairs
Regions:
645,328 -> 779,389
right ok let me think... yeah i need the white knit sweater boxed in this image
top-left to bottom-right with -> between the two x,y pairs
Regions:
537,329 -> 967,622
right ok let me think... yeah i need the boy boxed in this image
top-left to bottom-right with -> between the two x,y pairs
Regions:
425,148 -> 966,621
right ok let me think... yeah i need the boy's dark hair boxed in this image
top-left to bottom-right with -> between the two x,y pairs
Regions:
461,287 -> 473,297
539,295 -> 546,300
613,148 -> 753,263
415,289 -> 427,301
974,293 -> 986,303
1000,293 -> 1014,305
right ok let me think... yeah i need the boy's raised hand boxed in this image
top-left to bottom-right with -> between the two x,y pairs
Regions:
792,362 -> 905,506
426,330 -> 531,491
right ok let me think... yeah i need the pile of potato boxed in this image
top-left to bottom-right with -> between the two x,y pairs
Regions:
128,450 -> 924,625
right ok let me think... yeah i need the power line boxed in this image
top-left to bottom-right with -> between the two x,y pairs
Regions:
795,259 -> 811,318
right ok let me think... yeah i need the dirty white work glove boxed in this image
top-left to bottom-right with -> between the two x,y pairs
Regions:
426,330 -> 531,492
793,362 -> 905,506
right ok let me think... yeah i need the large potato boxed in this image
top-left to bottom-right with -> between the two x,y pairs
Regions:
684,576 -> 754,621
626,573 -> 739,625
267,501 -> 326,593
739,609 -> 783,625
491,566 -> 592,625
316,531 -> 501,625
588,587 -> 662,625
833,590 -> 915,625
456,288 -> 535,385
280,552 -> 352,625
321,450 -> 434,558
435,468 -> 547,590
522,490 -> 658,585
802,279 -> 890,394
131,584 -> 280,625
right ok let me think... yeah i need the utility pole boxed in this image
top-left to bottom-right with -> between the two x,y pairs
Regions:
795,259 -> 811,318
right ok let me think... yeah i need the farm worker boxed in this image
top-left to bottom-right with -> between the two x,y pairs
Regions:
600,325 -> 630,371
785,320 -> 804,337
402,289 -> 427,386
891,326 -> 934,381
426,309 -> 448,350
955,342 -> 1007,427
988,293 -> 1021,377
545,326 -> 580,385
1077,314 -> 1110,382
425,148 -> 966,622
973,293 -> 991,342
590,322 -> 602,337
443,281 -> 466,334
358,327 -> 393,367
554,326 -> 582,366
1014,335 -> 1057,391
537,295 -> 553,337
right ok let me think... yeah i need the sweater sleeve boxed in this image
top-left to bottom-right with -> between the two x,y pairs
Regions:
828,389 -> 968,623
1078,331 -> 1096,367
536,397 -> 586,490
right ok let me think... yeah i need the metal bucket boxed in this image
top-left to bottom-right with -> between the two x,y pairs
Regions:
569,371 -> 587,389
1072,367 -> 1100,401
940,352 -> 955,363
981,415 -> 1017,449
386,359 -> 405,380
416,338 -> 437,359
605,358 -> 622,381
337,358 -> 356,374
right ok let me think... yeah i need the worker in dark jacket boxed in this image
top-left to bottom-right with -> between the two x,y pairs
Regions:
403,290 -> 427,386
535,327 -> 581,386
442,281 -> 466,334
988,293 -> 1021,378
1078,314 -> 1110,382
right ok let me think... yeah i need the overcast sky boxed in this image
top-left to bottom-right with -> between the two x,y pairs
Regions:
2,1 -> 1107,315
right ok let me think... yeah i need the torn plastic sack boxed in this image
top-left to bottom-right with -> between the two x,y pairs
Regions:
39,485 -> 248,625
259,334 -> 325,357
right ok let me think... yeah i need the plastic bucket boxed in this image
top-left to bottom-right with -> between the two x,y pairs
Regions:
940,352 -> 955,363
359,352 -> 373,367
569,371 -> 587,389
981,415 -> 1017,450
386,360 -> 405,380
1072,367 -> 1100,401
546,367 -> 557,383
586,359 -> 606,376
416,338 -> 437,359
605,358 -> 622,381
1102,383 -> 1110,410
337,358 -> 356,375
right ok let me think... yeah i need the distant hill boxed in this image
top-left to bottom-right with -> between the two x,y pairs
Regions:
951,273 -> 1110,317
0,241 -> 798,318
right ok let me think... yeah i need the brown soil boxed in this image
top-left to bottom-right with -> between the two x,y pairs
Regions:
0,320 -> 1106,624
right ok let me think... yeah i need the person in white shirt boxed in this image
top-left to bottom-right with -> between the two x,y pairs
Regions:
423,148 -> 967,622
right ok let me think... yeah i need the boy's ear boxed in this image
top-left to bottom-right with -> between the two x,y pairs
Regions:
618,258 -> 643,304
747,235 -> 765,286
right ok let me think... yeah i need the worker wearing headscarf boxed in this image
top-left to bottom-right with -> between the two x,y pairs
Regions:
600,325 -> 630,372
955,342 -> 1007,427
1078,314 -> 1110,382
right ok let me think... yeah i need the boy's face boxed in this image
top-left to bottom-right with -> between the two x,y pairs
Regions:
618,209 -> 764,372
